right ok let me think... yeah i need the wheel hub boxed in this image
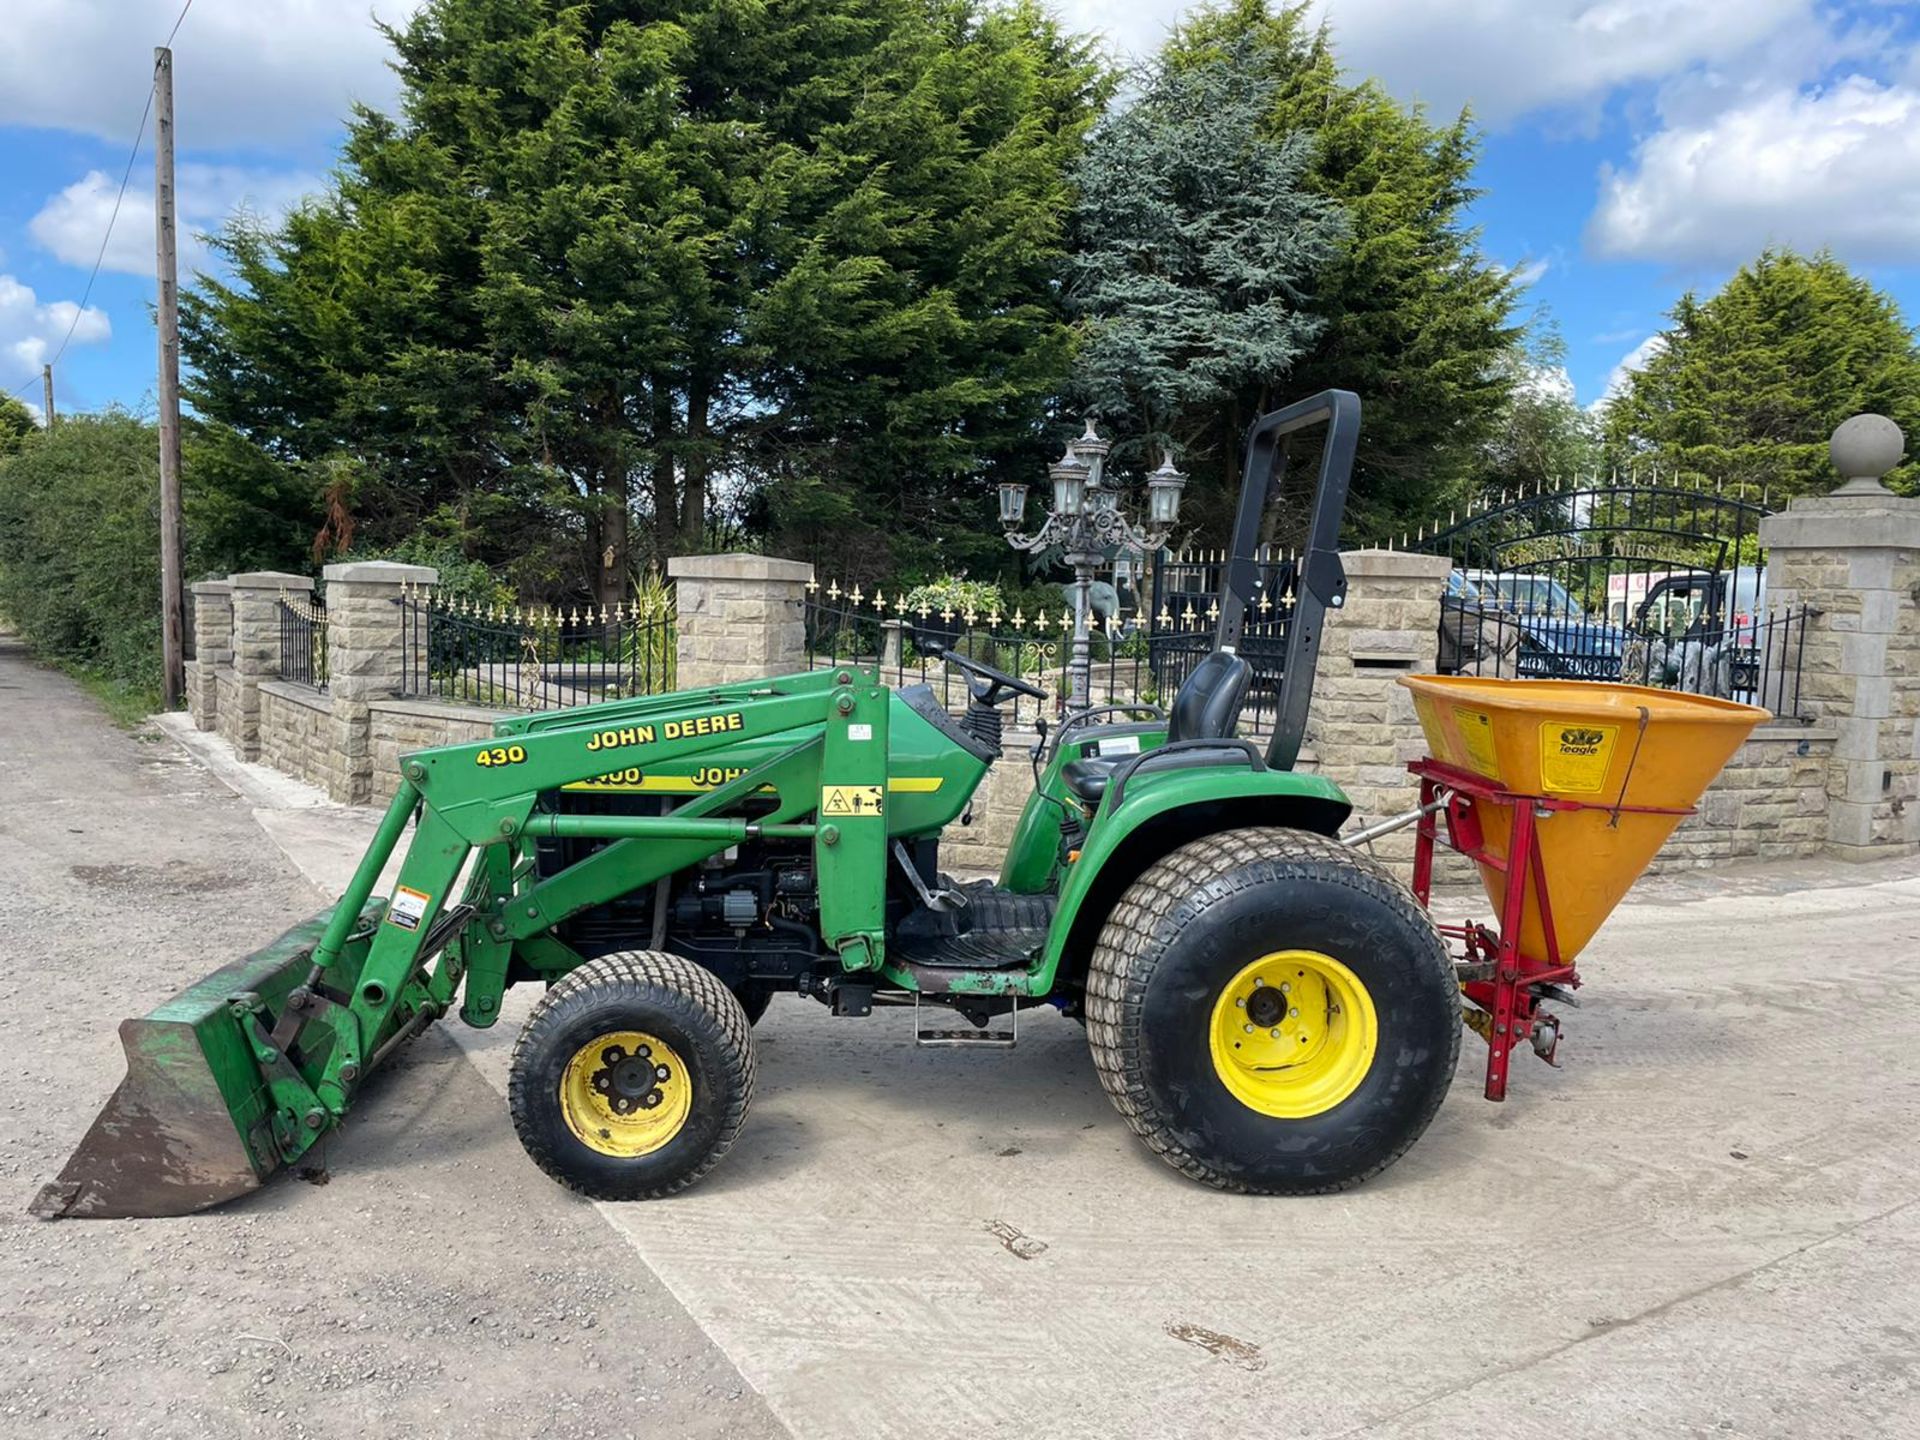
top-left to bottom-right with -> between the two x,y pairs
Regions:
560,1030 -> 692,1156
1208,950 -> 1379,1119
591,1042 -> 672,1116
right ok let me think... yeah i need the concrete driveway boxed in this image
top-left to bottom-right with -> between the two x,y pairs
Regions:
14,636 -> 1920,1438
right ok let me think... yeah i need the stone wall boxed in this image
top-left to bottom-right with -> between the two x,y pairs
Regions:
1762,524 -> 1920,859
218,571 -> 311,760
368,700 -> 509,804
1649,725 -> 1835,871
259,680 -> 333,792
1296,549 -> 1450,869
185,580 -> 230,730
194,475 -> 1908,883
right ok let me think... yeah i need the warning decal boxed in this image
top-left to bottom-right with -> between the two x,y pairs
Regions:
821,784 -> 885,818
1540,720 -> 1619,794
1452,706 -> 1500,778
387,885 -> 432,931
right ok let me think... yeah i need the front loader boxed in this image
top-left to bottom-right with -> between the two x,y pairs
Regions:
36,390 -> 1470,1218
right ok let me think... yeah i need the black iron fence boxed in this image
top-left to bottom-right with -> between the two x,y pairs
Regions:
1148,545 -> 1297,741
803,582 -> 1079,731
277,592 -> 327,689
801,560 -> 1300,742
396,585 -> 676,710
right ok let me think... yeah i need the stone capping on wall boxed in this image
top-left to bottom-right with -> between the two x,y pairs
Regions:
321,559 -> 441,587
666,553 -> 814,583
366,697 -> 511,727
258,678 -> 331,712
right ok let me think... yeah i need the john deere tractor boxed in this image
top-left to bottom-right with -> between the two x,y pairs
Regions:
35,391 -> 1461,1219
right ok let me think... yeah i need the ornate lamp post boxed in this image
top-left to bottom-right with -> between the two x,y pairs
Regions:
999,420 -> 1186,713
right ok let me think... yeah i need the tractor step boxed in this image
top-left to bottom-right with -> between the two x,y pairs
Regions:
913,994 -> 1018,1048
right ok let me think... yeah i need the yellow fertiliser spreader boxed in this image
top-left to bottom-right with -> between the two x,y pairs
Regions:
1388,676 -> 1767,1098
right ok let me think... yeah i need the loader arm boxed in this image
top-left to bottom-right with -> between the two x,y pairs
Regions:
35,671 -> 894,1218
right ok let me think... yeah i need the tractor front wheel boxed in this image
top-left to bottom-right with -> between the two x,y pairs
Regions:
1086,828 -> 1459,1194
508,951 -> 755,1200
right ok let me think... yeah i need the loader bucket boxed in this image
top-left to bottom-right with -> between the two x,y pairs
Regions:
30,899 -> 383,1220
1401,677 -> 1767,964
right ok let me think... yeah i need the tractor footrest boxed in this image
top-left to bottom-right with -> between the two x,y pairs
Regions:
893,884 -> 1054,972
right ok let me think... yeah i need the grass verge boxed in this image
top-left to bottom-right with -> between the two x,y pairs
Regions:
67,665 -> 165,729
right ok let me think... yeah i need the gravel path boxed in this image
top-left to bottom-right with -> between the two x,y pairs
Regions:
0,634 -> 786,1440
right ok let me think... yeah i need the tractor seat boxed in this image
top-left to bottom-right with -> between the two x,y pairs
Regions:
1061,650 -> 1253,805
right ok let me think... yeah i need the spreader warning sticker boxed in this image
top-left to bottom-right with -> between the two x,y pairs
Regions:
1451,706 -> 1500,778
821,784 -> 884,818
387,885 -> 432,931
1540,720 -> 1618,794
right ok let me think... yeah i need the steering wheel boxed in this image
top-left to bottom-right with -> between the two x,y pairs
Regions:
939,649 -> 1048,706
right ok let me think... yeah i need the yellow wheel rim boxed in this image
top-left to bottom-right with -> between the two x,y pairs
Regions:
560,1030 -> 692,1158
1207,950 -> 1378,1119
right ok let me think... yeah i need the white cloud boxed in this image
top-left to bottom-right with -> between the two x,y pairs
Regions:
1301,0 -> 1812,125
1054,0 -> 1817,118
1587,75 -> 1920,264
0,274 -> 112,384
1593,333 -> 1666,411
30,166 -> 326,278
1514,258 -> 1551,287
0,0 -> 423,147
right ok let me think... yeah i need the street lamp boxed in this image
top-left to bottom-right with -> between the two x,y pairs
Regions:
1002,420 -> 1185,713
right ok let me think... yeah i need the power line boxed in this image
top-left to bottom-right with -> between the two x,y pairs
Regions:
4,0 -> 197,410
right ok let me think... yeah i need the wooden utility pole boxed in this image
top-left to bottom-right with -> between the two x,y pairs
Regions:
42,365 -> 55,428
154,47 -> 184,710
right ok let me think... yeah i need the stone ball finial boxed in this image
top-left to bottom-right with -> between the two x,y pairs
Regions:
1829,413 -> 1904,496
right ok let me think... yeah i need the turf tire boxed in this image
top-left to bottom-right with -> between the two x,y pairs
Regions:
1085,827 -> 1459,1194
508,950 -> 754,1200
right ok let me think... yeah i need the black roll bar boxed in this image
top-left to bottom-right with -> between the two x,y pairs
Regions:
1213,389 -> 1360,772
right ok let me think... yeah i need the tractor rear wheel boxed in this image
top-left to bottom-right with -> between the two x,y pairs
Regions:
1085,827 -> 1459,1194
508,951 -> 755,1200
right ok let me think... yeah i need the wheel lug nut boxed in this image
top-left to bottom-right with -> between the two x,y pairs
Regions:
1269,1028 -> 1280,1038
1280,982 -> 1290,994
1243,1023 -> 1254,1034
1235,997 -> 1245,1009
1289,1007 -> 1299,1018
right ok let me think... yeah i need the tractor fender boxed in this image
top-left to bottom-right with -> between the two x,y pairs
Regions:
1032,766 -> 1353,997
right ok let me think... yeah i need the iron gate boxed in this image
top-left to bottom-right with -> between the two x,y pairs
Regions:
1416,484 -> 1810,714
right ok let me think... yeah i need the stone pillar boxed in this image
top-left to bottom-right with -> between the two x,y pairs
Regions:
1759,416 -> 1920,860
667,554 -> 814,690
222,571 -> 312,760
1303,549 -> 1451,869
186,579 -> 231,731
322,560 -> 439,804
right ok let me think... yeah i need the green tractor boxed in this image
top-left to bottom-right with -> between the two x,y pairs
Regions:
35,391 -> 1460,1219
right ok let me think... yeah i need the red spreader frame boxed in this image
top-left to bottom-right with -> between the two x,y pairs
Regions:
1406,758 -> 1695,1102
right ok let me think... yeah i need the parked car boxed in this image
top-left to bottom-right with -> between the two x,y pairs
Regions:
1437,570 -> 1522,674
1460,569 -> 1626,680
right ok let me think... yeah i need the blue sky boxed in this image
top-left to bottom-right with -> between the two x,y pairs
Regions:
4,0 -> 1919,422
